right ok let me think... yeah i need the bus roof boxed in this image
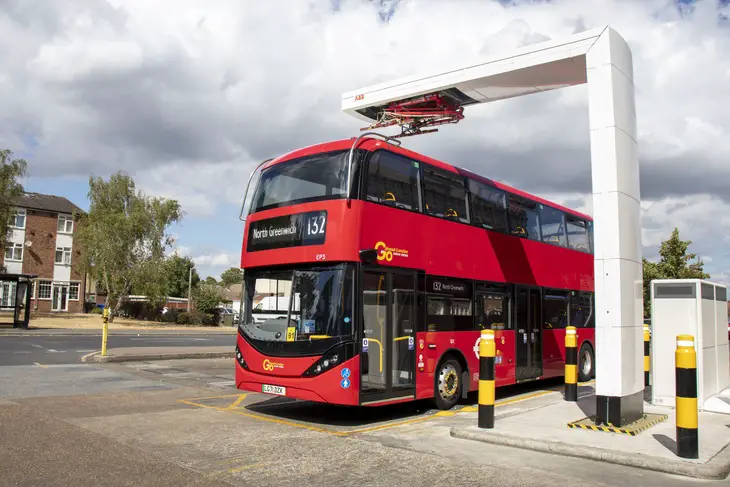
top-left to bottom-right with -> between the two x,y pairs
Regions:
263,137 -> 592,222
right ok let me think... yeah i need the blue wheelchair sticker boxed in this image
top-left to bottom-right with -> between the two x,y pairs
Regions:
341,368 -> 351,379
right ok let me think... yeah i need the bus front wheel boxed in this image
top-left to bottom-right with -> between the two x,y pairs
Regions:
434,358 -> 462,410
578,343 -> 594,383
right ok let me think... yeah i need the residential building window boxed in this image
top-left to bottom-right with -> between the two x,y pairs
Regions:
69,282 -> 80,300
10,209 -> 25,229
58,215 -> 74,233
38,281 -> 52,300
5,242 -> 23,261
55,247 -> 72,265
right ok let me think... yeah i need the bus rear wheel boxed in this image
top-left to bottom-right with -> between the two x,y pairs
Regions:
434,358 -> 462,410
578,343 -> 594,383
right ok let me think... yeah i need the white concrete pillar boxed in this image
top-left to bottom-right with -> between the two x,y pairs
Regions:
586,27 -> 644,426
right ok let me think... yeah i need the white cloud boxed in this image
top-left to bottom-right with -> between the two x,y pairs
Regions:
191,251 -> 237,278
2,0 -> 730,281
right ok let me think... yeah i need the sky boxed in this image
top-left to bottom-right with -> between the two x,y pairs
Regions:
1,0 -> 729,282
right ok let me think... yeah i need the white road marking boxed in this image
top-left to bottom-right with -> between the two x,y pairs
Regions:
30,344 -> 44,349
129,338 -> 209,342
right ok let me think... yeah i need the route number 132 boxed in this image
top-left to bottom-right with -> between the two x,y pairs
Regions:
306,214 -> 326,236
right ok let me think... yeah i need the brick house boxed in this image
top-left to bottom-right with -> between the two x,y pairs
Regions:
2,193 -> 86,313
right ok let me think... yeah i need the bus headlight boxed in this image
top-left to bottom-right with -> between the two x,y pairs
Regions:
235,345 -> 249,369
302,342 -> 354,377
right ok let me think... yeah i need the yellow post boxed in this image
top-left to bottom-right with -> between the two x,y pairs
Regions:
675,334 -> 698,459
644,325 -> 651,387
564,326 -> 578,401
478,329 -> 496,429
101,306 -> 109,356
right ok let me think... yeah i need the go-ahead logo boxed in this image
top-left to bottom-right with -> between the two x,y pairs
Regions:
262,359 -> 284,371
375,241 -> 409,262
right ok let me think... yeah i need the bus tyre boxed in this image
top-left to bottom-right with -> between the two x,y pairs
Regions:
434,358 -> 462,410
578,342 -> 594,383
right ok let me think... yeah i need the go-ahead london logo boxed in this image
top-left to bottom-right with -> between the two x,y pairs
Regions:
374,241 -> 409,262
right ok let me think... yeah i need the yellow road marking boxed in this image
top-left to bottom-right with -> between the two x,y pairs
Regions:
226,394 -> 248,410
495,390 -> 555,407
179,385 -> 564,436
34,362 -> 48,368
228,462 -> 269,474
180,393 -> 242,402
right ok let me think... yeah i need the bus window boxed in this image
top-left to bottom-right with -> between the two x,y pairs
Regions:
468,180 -> 508,232
566,216 -> 591,252
365,151 -> 421,211
570,291 -> 594,328
251,151 -> 351,212
539,205 -> 567,247
425,277 -> 472,331
422,166 -> 469,223
542,290 -> 569,329
507,196 -> 540,240
475,293 -> 510,331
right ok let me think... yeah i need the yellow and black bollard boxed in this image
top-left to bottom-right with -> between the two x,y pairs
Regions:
675,334 -> 698,459
644,325 -> 651,387
478,329 -> 496,429
564,326 -> 578,402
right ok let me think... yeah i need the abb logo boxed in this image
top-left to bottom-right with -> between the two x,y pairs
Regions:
354,94 -> 364,101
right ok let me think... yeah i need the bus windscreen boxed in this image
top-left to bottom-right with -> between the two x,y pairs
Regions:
250,151 -> 349,213
241,264 -> 354,343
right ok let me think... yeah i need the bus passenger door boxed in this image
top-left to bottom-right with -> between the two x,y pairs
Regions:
514,286 -> 543,381
360,269 -> 417,405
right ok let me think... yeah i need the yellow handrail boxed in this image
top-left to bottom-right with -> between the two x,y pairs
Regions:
365,337 -> 383,373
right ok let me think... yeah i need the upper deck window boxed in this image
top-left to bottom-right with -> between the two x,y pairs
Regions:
468,180 -> 508,232
507,195 -> 540,240
251,150 -> 350,213
539,205 -> 566,247
423,166 -> 469,223
566,216 -> 591,252
365,150 -> 421,211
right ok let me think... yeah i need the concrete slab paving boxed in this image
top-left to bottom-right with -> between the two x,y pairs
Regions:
450,393 -> 730,480
0,363 -> 174,399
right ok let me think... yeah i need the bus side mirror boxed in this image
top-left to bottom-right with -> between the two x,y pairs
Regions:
359,249 -> 378,263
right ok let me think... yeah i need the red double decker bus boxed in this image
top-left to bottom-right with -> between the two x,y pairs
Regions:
235,133 -> 595,409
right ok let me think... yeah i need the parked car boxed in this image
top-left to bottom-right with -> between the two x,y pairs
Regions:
216,306 -> 239,326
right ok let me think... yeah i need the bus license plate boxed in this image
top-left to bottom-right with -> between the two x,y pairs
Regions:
262,384 -> 286,396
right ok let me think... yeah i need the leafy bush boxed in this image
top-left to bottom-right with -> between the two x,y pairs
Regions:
193,284 -> 225,315
175,310 -> 216,326
90,306 -> 103,314
118,300 -> 162,321
160,309 -> 179,323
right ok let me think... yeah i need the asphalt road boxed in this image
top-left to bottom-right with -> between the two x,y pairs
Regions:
0,334 -> 235,366
0,359 -> 714,486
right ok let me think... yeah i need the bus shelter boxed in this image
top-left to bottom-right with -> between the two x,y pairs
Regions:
0,273 -> 36,329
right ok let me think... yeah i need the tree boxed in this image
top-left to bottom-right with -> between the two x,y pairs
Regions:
193,283 -> 225,314
163,253 -> 200,297
642,227 -> 710,317
75,172 -> 182,321
220,267 -> 243,288
0,149 -> 28,252
204,276 -> 218,286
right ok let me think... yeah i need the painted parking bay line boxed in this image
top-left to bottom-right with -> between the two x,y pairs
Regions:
177,387 -> 562,437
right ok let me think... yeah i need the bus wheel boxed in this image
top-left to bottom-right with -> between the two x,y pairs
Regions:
434,358 -> 462,410
578,343 -> 594,383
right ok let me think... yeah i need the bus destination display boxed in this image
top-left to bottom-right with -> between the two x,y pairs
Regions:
247,211 -> 327,252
